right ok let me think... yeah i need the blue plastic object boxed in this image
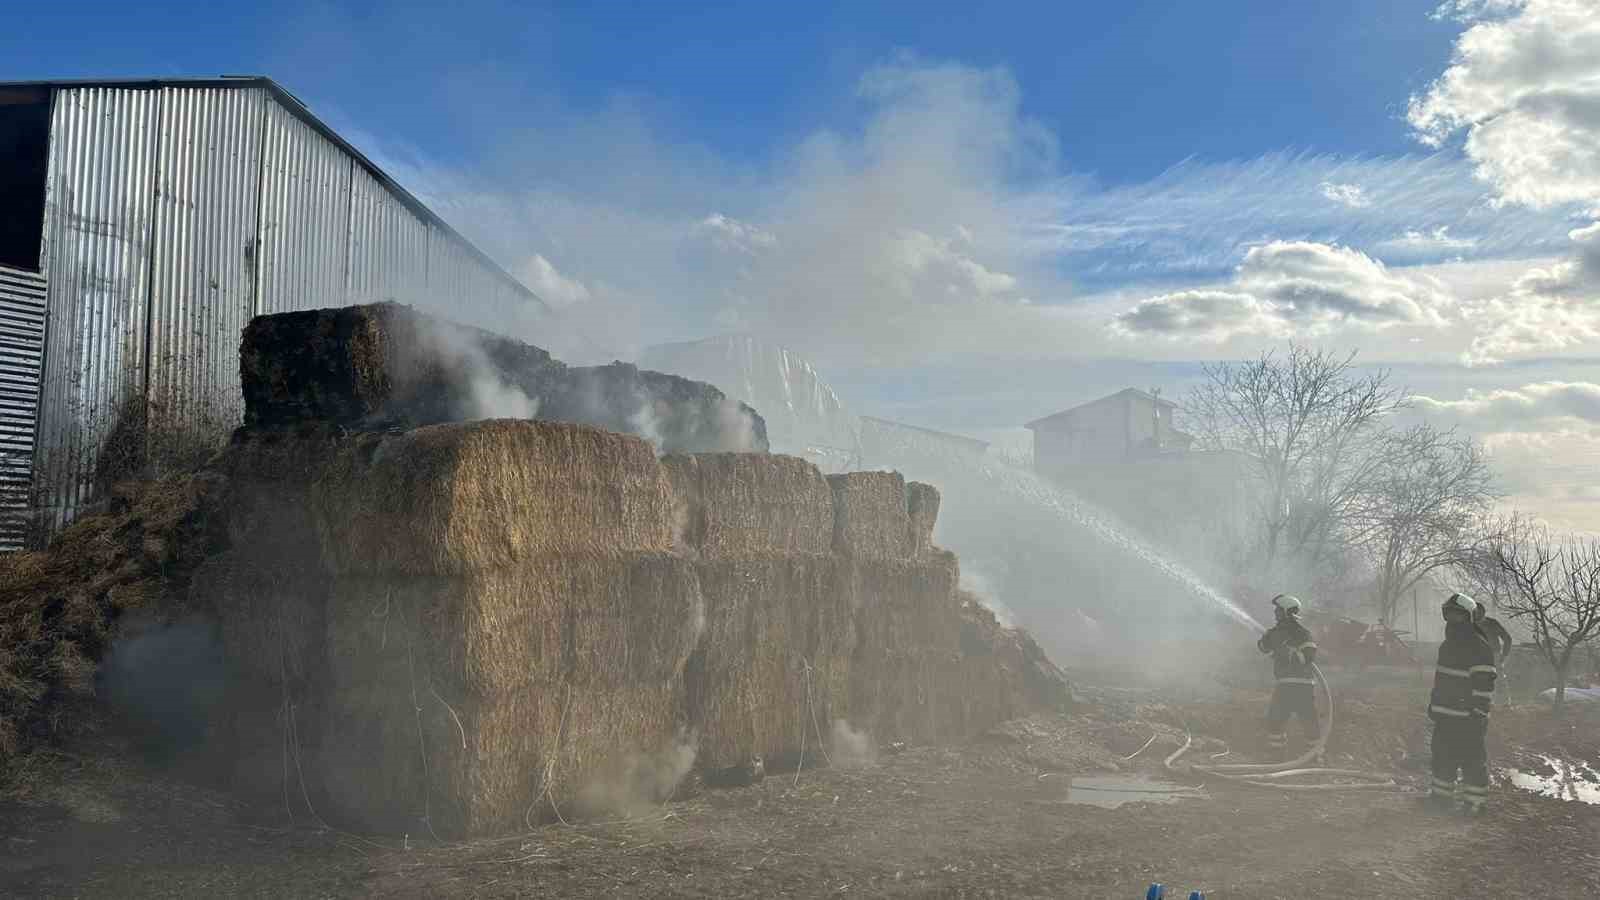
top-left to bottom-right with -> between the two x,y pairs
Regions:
1189,892 -> 1206,900
1147,886 -> 1165,900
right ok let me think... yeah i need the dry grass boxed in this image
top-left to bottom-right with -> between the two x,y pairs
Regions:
687,556 -> 853,769
826,472 -> 912,560
905,481 -> 940,556
661,453 -> 833,559
313,421 -> 674,576
0,474 -> 228,764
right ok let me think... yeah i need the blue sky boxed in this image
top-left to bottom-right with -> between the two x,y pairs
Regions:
7,0 -> 1460,179
6,1 -> 1600,529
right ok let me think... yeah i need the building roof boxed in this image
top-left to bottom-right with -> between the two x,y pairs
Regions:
859,416 -> 991,453
0,75 -> 550,317
1024,387 -> 1177,431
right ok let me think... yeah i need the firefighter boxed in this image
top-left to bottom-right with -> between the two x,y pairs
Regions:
1257,594 -> 1319,755
1472,602 -> 1513,662
1473,601 -> 1516,705
1426,593 -> 1498,815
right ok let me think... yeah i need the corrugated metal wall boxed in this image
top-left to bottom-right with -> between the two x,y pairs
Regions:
0,265 -> 47,550
35,86 -> 161,533
348,165 -> 430,306
21,81 -> 548,542
145,85 -> 265,431
256,99 -> 351,315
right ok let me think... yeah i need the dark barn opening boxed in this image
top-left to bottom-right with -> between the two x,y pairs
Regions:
0,87 -> 51,272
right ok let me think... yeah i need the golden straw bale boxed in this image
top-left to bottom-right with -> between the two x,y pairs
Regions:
661,453 -> 833,558
312,420 -> 674,576
688,556 -> 853,768
826,471 -> 912,559
323,553 -> 701,698
843,551 -> 962,653
317,678 -> 684,837
905,481 -> 940,555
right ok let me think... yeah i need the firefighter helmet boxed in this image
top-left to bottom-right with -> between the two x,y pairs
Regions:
1442,592 -> 1478,619
1271,594 -> 1303,616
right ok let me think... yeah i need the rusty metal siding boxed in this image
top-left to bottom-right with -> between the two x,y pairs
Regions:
0,266 -> 48,550
34,86 -> 161,533
256,98 -> 352,315
144,86 -> 265,432
347,166 -> 429,306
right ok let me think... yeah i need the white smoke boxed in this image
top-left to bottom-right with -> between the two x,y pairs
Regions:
573,730 -> 698,819
829,719 -> 876,769
412,315 -> 540,421
958,561 -> 1015,628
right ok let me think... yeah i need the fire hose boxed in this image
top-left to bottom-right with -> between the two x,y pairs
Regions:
1164,663 -> 1404,792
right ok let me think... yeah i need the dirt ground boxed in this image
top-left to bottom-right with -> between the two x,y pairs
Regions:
3,666 -> 1598,899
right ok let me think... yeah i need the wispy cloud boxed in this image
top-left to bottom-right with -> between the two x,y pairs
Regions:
1320,181 -> 1371,208
1114,241 -> 1453,341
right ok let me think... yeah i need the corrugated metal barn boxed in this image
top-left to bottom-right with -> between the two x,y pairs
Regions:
0,77 -> 551,549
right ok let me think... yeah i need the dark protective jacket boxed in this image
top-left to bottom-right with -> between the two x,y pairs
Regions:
1430,621 -> 1498,722
1476,615 -> 1514,660
1258,618 -> 1318,684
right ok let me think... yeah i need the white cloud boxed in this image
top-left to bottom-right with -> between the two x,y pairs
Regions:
1460,220 -> 1600,364
1114,241 -> 1454,341
696,213 -> 777,254
1378,226 -> 1478,256
1412,378 -> 1600,534
518,253 -> 592,308
1320,181 -> 1371,208
1409,0 -> 1600,211
1414,381 -> 1600,429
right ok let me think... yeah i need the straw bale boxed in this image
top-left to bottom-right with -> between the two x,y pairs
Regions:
323,553 -> 702,697
661,453 -> 833,558
688,556 -> 853,768
312,420 -> 674,576
827,471 -> 912,559
192,552 -> 327,688
843,551 -> 962,653
317,678 -> 683,837
905,481 -> 940,555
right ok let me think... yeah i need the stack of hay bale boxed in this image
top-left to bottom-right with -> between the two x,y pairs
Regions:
663,453 -> 846,770
308,421 -> 702,836
200,301 -> 1067,837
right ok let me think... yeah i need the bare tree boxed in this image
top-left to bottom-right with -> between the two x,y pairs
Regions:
1460,515 -> 1600,712
1183,345 -> 1408,583
1360,425 -> 1496,627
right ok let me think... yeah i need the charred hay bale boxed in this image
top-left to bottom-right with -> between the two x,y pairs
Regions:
905,481 -> 940,555
323,554 -> 702,697
312,421 -> 674,576
239,302 -> 557,429
539,363 -> 770,454
661,453 -> 833,558
687,556 -> 853,769
827,471 -> 913,559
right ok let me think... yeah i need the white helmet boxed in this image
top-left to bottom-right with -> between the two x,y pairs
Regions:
1271,594 -> 1303,616
1443,593 -> 1478,618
